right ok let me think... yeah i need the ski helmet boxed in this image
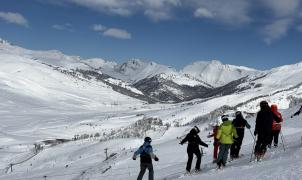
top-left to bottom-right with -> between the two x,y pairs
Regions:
221,115 -> 229,121
144,137 -> 152,143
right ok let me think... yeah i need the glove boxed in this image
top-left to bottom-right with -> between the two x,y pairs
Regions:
254,131 -> 257,136
179,142 -> 183,145
132,156 -> 136,160
154,157 -> 159,161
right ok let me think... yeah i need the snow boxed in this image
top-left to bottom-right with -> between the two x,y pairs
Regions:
182,60 -> 260,87
1,38 -> 302,180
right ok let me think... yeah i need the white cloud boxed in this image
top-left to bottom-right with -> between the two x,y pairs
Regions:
142,0 -> 181,9
65,0 -> 135,16
263,18 -> 293,45
259,0 -> 301,44
194,8 -> 214,18
91,23 -> 131,39
52,23 -> 74,31
191,0 -> 251,25
91,24 -> 107,31
260,0 -> 300,18
144,9 -> 172,21
103,28 -> 131,39
39,0 -> 302,44
40,0 -> 252,24
56,0 -> 181,21
0,12 -> 28,27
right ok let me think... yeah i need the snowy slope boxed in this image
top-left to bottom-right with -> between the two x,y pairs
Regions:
1,104 -> 302,180
0,53 -> 143,109
182,60 -> 260,87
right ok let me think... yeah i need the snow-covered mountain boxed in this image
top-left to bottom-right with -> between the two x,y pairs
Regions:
0,38 -> 116,71
182,60 -> 260,87
0,39 -> 255,103
1,38 -> 302,105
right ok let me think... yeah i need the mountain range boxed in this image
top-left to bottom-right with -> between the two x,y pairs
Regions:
0,37 -> 301,105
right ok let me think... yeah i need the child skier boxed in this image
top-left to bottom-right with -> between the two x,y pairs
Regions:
180,126 -> 208,173
216,115 -> 238,169
207,124 -> 220,163
268,104 -> 283,148
230,111 -> 251,159
133,137 -> 159,180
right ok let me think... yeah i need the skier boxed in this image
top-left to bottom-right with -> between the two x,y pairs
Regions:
254,101 -> 281,161
132,137 -> 159,180
230,111 -> 251,159
207,124 -> 220,163
216,115 -> 238,169
180,126 -> 208,173
291,105 -> 302,118
268,104 -> 283,148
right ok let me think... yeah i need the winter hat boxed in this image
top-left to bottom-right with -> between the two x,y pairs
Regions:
193,126 -> 200,134
144,137 -> 152,143
271,104 -> 278,112
235,111 -> 243,118
260,101 -> 268,108
221,115 -> 229,121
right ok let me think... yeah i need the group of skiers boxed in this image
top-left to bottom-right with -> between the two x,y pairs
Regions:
132,103 -> 302,179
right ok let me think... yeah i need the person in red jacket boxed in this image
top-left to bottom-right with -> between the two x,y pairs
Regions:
207,124 -> 219,163
268,104 -> 283,148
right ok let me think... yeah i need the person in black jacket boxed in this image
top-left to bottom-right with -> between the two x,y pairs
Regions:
230,111 -> 251,159
180,126 -> 208,172
254,101 -> 281,161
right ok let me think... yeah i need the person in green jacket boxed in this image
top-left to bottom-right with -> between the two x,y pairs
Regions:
216,115 -> 238,169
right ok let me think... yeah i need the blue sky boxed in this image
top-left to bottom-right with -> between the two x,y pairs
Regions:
0,0 -> 302,70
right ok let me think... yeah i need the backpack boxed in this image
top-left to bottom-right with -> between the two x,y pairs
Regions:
140,145 -> 152,163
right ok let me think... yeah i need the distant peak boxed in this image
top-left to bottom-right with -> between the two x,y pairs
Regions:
126,59 -> 145,65
123,58 -> 159,67
0,38 -> 11,45
210,60 -> 222,64
190,60 -> 223,66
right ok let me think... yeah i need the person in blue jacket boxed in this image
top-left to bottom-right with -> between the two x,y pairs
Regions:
133,137 -> 159,180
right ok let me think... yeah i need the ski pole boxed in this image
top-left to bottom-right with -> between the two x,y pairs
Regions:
280,131 -> 286,152
249,135 -> 256,162
249,129 -> 255,141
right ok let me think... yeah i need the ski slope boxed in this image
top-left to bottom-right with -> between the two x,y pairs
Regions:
1,104 -> 302,180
